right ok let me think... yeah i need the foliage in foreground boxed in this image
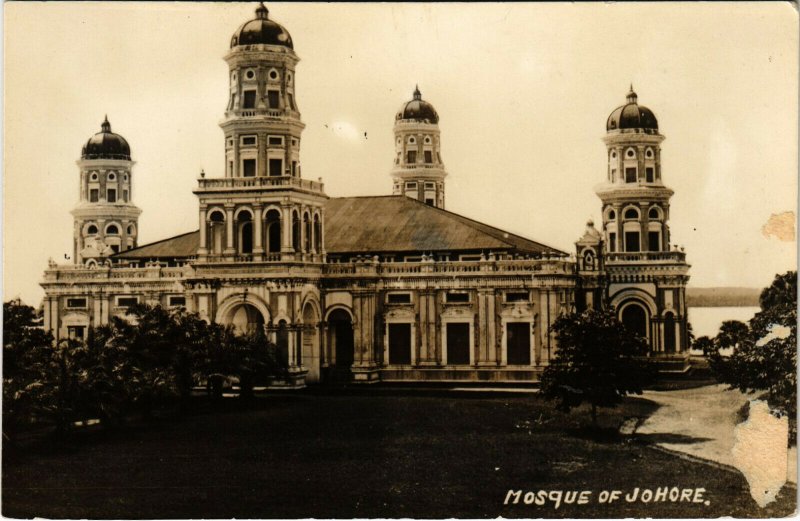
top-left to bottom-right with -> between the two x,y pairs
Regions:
708,271 -> 797,440
2,301 -> 287,441
540,308 -> 655,428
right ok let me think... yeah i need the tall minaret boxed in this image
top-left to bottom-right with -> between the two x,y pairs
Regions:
391,86 -> 447,208
195,3 -> 327,263
71,116 -> 141,265
594,86 -> 691,356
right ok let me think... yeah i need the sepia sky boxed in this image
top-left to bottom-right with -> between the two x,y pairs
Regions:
4,2 -> 798,306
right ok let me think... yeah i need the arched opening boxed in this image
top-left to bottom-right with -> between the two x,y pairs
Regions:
302,302 -> 320,383
87,224 -> 98,235
238,210 -> 253,254
106,224 -> 119,235
303,213 -> 311,253
664,312 -> 676,353
229,303 -> 265,336
313,214 -> 321,253
292,211 -> 300,252
265,209 -> 281,255
209,210 -> 225,255
327,309 -> 353,380
621,302 -> 648,341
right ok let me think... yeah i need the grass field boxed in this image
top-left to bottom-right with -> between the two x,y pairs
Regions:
3,392 -> 795,518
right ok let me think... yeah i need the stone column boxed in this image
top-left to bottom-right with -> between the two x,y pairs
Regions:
640,202 -> 650,252
198,206 -> 208,255
224,205 -> 235,254
253,204 -> 263,258
613,203 -> 623,252
281,203 -> 294,258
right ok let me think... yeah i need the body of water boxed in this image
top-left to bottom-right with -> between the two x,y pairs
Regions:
688,306 -> 761,339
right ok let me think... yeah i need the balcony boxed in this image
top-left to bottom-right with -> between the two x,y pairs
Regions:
605,251 -> 687,263
42,264 -> 191,283
222,108 -> 301,122
196,175 -> 324,194
323,258 -> 575,278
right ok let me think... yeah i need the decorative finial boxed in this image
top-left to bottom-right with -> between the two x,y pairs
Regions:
200,169 -> 206,178
413,85 -> 421,100
255,2 -> 268,19
101,115 -> 111,133
626,84 -> 637,104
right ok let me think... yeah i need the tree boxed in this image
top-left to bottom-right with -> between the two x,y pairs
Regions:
710,271 -> 797,440
692,335 -> 715,355
540,308 -> 655,428
715,320 -> 751,352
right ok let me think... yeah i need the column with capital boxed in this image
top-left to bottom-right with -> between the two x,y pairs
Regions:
224,205 -> 235,255
281,203 -> 294,260
252,203 -> 263,260
640,201 -> 650,252
198,206 -> 208,256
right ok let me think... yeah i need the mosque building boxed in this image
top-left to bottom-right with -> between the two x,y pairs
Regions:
40,4 -> 691,385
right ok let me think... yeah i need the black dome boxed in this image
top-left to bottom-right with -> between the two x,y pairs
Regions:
82,117 -> 131,160
606,87 -> 659,133
396,86 -> 439,124
231,3 -> 293,49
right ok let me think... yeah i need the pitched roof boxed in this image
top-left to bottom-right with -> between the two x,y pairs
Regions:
325,196 -> 563,255
115,195 -> 563,261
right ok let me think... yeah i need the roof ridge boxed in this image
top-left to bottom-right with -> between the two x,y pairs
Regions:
111,229 -> 199,257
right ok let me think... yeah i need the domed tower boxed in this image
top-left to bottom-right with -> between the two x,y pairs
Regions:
391,86 -> 447,208
71,116 -> 141,266
593,87 -> 690,359
195,3 -> 327,263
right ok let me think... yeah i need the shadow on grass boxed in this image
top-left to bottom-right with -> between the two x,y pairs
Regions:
634,432 -> 713,445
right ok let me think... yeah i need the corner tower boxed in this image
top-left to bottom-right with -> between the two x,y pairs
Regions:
593,87 -> 690,359
71,117 -> 141,266
195,3 -> 327,263
391,86 -> 447,208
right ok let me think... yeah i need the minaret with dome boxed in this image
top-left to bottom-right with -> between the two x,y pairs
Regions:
71,116 -> 141,266
391,86 -> 448,208
576,86 -> 691,363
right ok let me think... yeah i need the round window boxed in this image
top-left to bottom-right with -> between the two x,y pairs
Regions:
246,69 -> 255,80
646,149 -> 654,158
424,136 -> 431,144
287,72 -> 292,84
123,174 -> 129,182
611,151 -> 617,159
626,149 -> 635,158
408,137 -> 415,144
269,69 -> 279,80
108,173 -> 116,181
90,173 -> 98,181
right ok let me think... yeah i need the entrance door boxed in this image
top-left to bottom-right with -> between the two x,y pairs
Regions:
621,303 -> 648,340
664,312 -> 676,353
447,323 -> 470,365
328,309 -> 354,376
388,323 -> 412,365
506,322 -> 531,365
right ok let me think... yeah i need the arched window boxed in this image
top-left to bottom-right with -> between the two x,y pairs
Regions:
625,148 -> 636,159
624,208 -> 639,220
292,211 -> 300,252
648,207 -> 661,220
608,210 -> 616,221
87,224 -> 98,235
265,209 -> 281,255
238,210 -> 253,255
127,224 -> 135,235
108,172 -> 116,181
664,312 -> 676,353
209,210 -> 225,255
645,148 -> 654,159
106,224 -> 119,235
313,214 -> 322,253
621,303 -> 648,340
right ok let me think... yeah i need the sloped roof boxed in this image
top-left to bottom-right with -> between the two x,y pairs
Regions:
325,196 -> 563,255
114,195 -> 563,260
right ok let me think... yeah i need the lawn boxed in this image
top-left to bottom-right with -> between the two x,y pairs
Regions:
2,391 -> 795,518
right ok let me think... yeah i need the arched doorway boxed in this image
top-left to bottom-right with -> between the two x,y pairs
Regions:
327,309 -> 353,380
302,302 -> 320,383
229,303 -> 265,335
620,302 -> 648,340
209,210 -> 225,255
663,312 -> 676,353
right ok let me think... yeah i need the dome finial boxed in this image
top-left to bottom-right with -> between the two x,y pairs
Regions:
101,115 -> 111,133
255,2 -> 268,19
413,85 -> 421,100
626,84 -> 637,104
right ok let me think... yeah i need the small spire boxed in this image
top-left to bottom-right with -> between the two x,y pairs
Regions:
626,84 -> 638,104
413,85 -> 421,100
255,2 -> 268,19
101,115 -> 111,133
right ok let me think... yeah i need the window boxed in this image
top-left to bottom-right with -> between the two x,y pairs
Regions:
424,150 -> 433,163
648,207 -> 660,220
611,168 -> 617,182
241,135 -> 257,146
269,158 -> 283,177
388,323 -> 412,365
646,167 -> 654,182
445,292 -> 470,303
506,323 -> 531,365
111,245 -> 120,253
625,231 -> 640,252
108,172 -> 116,181
127,225 -> 134,235
116,296 -> 139,308
506,292 -> 529,303
425,182 -> 435,190
106,225 -> 119,235
648,231 -> 660,251
625,167 -> 637,183
288,93 -> 295,110
87,224 -> 98,235
90,172 -> 99,181
447,323 -> 470,365
646,148 -> 654,159
407,150 -> 417,163
243,159 -> 256,177
67,326 -> 86,341
168,296 -> 186,307
405,182 -> 417,190
66,297 -> 87,309
268,136 -> 283,146
387,293 -> 411,304
626,148 -> 636,158
267,90 -> 280,109
268,69 -> 279,80
609,232 -> 616,252
458,254 -> 482,261
425,198 -> 434,206
107,189 -> 116,203
291,160 -> 297,176
611,151 -> 617,159
243,90 -> 257,109
408,137 -> 416,144
228,161 -> 233,176
624,208 -> 639,220
89,187 -> 99,201
608,210 -> 616,220
245,69 -> 255,80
